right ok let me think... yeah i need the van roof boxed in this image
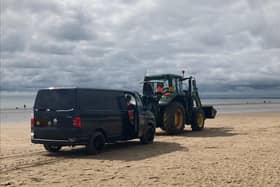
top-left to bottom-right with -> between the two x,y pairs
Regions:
39,87 -> 134,94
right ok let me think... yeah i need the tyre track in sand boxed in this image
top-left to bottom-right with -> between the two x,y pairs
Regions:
0,151 -> 65,174
0,150 -> 46,160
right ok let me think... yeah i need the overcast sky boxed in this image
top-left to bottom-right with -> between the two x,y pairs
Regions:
1,0 -> 280,98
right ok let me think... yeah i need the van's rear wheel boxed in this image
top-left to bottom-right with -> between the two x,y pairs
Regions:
191,109 -> 205,131
43,144 -> 62,153
86,132 -> 105,155
140,126 -> 155,144
163,102 -> 185,134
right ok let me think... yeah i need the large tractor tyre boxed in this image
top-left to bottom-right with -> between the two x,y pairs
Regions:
43,144 -> 62,153
191,109 -> 205,131
86,132 -> 106,155
140,125 -> 155,144
163,102 -> 185,134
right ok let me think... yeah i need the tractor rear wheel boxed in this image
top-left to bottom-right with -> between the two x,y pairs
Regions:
191,109 -> 205,131
163,102 -> 185,134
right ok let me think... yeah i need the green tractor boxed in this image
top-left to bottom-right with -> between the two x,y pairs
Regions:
142,73 -> 216,134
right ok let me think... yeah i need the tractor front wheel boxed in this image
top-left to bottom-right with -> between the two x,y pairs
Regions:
191,109 -> 205,131
163,102 -> 185,134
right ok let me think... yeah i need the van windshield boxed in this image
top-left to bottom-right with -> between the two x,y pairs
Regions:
34,89 -> 75,110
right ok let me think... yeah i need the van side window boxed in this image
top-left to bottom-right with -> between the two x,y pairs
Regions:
78,90 -> 119,110
118,96 -> 127,111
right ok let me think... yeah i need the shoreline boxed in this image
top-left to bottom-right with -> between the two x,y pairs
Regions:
1,98 -> 280,110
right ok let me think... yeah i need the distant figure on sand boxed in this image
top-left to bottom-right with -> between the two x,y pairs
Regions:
24,104 -> 26,109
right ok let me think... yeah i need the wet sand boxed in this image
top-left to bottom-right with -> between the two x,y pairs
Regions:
1,112 -> 280,186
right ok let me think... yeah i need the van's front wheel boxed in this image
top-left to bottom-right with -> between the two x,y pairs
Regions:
43,144 -> 62,153
86,132 -> 105,155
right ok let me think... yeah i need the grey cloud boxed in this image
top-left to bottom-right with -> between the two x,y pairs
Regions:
2,0 -> 60,13
30,41 -> 74,55
48,19 -> 93,41
1,0 -> 280,98
1,31 -> 26,52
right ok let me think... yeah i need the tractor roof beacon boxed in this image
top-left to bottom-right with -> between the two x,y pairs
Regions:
142,73 -> 217,134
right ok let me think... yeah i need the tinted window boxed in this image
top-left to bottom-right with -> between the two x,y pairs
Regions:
118,96 -> 127,111
176,78 -> 183,93
143,80 -> 168,94
78,90 -> 119,110
35,89 -> 75,110
182,82 -> 188,91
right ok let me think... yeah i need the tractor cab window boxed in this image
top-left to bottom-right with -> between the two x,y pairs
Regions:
170,78 -> 176,93
170,78 -> 183,93
144,80 -> 169,95
161,80 -> 169,92
176,78 -> 183,93
182,82 -> 189,91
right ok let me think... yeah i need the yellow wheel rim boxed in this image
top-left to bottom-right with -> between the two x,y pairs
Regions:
197,113 -> 204,128
174,108 -> 183,129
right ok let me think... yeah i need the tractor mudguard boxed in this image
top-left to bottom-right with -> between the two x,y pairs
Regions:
158,95 -> 176,106
202,105 -> 217,119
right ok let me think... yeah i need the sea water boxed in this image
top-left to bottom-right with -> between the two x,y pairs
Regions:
202,99 -> 280,114
0,94 -> 35,124
0,94 -> 35,110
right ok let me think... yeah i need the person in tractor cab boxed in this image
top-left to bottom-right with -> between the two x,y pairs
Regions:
126,95 -> 135,125
156,83 -> 164,94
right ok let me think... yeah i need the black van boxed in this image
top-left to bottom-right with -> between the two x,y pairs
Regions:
31,88 -> 156,154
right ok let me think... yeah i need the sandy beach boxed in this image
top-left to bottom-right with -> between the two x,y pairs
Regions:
1,111 -> 280,186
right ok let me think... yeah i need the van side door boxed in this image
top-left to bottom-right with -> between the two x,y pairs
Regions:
77,90 -> 123,138
120,93 -> 141,139
134,93 -> 145,135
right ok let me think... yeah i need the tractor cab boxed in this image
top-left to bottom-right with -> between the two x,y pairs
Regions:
143,74 -> 185,104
